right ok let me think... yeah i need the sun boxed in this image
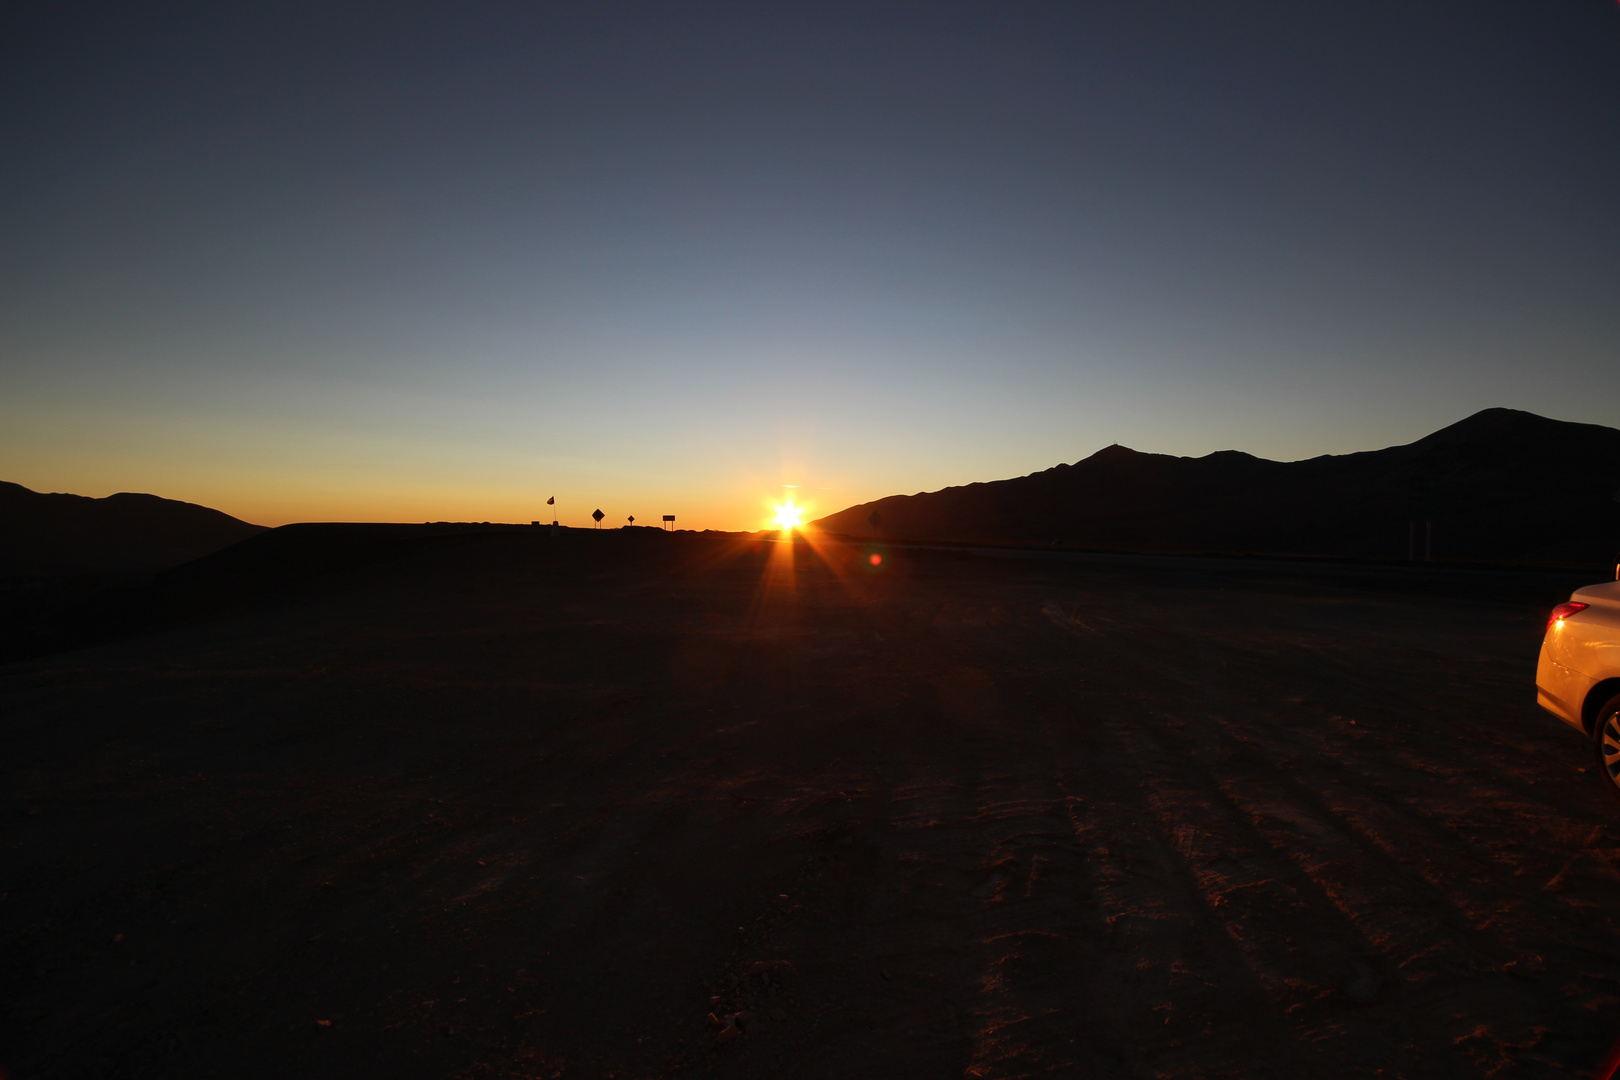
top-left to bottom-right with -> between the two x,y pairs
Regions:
773,501 -> 803,530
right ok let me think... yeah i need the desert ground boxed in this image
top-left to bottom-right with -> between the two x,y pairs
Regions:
4,528 -> 1619,1079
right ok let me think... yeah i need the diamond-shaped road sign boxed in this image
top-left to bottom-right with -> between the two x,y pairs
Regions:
592,508 -> 604,524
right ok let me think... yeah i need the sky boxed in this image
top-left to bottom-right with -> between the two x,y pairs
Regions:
3,1 -> 1617,529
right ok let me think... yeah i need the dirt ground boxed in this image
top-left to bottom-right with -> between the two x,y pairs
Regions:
4,529 -> 1619,1079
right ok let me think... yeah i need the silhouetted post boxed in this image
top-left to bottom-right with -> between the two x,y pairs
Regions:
662,514 -> 675,532
628,515 -> 635,526
592,508 -> 605,529
548,495 -> 557,535
868,509 -> 883,539
1407,479 -> 1437,563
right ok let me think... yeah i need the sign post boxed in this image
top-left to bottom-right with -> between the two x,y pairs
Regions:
1407,479 -> 1438,562
592,509 -> 605,528
867,509 -> 883,539
662,514 -> 675,532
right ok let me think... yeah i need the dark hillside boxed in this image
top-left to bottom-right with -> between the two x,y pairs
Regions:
812,409 -> 1620,564
0,482 -> 266,582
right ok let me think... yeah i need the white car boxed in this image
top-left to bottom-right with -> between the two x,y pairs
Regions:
1538,577 -> 1620,799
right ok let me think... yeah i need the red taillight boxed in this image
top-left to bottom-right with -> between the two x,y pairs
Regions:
1548,601 -> 1589,630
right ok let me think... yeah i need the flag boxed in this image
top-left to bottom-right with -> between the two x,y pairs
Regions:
547,496 -> 555,505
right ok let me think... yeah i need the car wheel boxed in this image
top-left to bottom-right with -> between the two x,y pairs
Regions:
1593,693 -> 1620,802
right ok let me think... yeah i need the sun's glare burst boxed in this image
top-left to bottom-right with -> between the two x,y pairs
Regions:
774,501 -> 803,530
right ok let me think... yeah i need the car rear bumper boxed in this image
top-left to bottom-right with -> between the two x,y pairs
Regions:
1537,643 -> 1594,733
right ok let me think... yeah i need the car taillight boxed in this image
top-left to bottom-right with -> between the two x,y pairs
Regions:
1548,601 -> 1589,630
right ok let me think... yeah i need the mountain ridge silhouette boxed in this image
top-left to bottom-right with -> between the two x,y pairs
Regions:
0,482 -> 266,581
812,409 -> 1620,563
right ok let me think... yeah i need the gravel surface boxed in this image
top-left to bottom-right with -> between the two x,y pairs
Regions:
3,530 -> 1616,1078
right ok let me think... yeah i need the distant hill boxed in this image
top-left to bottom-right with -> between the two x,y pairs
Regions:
0,483 -> 267,582
812,409 -> 1620,564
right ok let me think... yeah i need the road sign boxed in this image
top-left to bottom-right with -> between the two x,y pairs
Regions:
867,509 -> 883,537
592,508 -> 604,527
1407,478 -> 1439,518
628,515 -> 635,524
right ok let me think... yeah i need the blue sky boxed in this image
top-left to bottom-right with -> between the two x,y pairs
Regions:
3,1 -> 1617,527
